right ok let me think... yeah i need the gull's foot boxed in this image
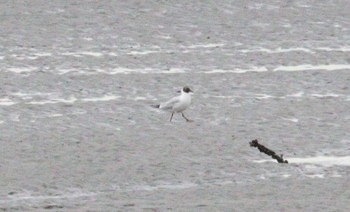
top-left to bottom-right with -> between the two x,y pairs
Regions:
182,113 -> 193,122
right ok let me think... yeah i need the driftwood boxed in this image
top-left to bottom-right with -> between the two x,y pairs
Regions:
249,139 -> 288,163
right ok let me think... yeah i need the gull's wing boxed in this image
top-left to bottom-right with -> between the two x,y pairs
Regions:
159,96 -> 180,110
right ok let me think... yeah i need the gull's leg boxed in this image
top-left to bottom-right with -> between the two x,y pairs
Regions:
182,113 -> 193,122
170,112 -> 174,122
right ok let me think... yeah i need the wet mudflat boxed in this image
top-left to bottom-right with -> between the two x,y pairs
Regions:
1,0 -> 350,211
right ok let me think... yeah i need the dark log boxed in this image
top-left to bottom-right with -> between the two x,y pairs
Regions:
249,139 -> 288,163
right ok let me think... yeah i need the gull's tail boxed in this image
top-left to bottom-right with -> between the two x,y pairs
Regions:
151,104 -> 160,108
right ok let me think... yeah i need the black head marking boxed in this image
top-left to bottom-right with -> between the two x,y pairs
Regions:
183,86 -> 193,93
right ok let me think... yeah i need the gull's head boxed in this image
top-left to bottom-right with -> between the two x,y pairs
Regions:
182,86 -> 193,94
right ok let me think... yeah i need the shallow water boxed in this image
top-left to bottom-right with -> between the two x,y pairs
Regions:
1,0 -> 350,211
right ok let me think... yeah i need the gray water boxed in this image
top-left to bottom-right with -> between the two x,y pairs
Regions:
1,0 -> 350,211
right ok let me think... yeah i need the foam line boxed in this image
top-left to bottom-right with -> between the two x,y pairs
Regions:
80,95 -> 120,102
239,47 -> 314,53
0,98 -> 17,106
254,156 -> 350,166
204,67 -> 268,74
274,64 -> 350,72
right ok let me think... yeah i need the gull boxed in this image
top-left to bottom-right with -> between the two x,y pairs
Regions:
153,86 -> 194,122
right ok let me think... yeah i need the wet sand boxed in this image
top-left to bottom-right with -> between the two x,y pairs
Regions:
1,0 -> 350,211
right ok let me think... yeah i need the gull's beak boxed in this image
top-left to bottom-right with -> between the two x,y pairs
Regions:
190,89 -> 194,93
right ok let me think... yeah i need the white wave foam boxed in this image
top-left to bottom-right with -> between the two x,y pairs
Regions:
126,50 -> 159,55
26,97 -> 77,105
209,95 -> 241,99
26,95 -> 119,105
289,156 -> 350,166
239,46 -> 350,54
183,43 -> 225,49
281,117 -> 299,123
47,114 -> 64,117
11,92 -> 52,98
239,47 -> 314,54
81,95 -> 120,102
78,51 -> 103,57
255,94 -> 277,99
7,67 -> 37,73
127,179 -> 234,192
96,68 -> 143,74
61,52 -> 103,57
286,92 -> 304,97
33,52 -> 52,57
316,47 -> 350,52
273,64 -> 350,72
0,98 -> 17,106
306,174 -> 325,178
57,69 -> 89,75
108,52 -> 118,56
61,52 -> 82,57
4,92 -> 120,106
257,92 -> 346,100
34,111 -> 86,119
254,156 -> 350,166
205,67 -> 268,74
156,35 -> 172,39
31,63 -> 349,76
96,68 -> 186,74
57,69 -> 74,74
310,93 -> 341,98
1,179 -> 235,206
131,182 -> 197,192
0,189 -> 96,204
